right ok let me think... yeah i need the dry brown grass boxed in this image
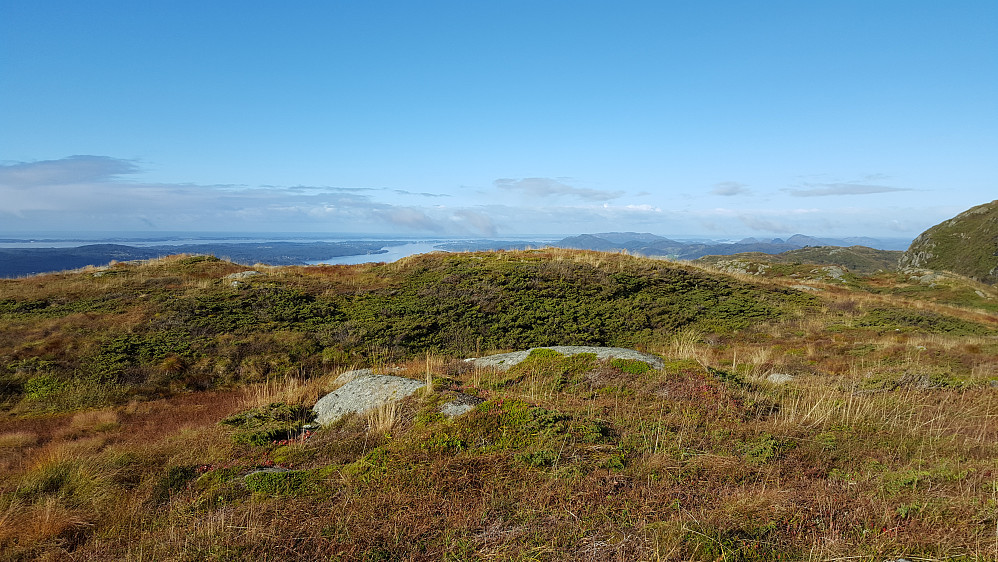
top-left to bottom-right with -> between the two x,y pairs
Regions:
0,496 -> 91,546
0,430 -> 38,449
665,328 -> 707,364
238,366 -> 350,410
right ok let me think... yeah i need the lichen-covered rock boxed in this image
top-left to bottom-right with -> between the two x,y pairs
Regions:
312,371 -> 482,426
767,373 -> 796,384
313,374 -> 425,426
465,346 -> 664,371
438,392 -> 483,417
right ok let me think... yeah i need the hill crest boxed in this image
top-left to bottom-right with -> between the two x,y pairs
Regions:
899,200 -> 998,285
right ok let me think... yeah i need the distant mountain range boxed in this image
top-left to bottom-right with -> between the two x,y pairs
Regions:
554,232 -> 907,259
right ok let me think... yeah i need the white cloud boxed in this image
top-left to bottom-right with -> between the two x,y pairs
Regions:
494,177 -> 624,201
0,156 -> 470,233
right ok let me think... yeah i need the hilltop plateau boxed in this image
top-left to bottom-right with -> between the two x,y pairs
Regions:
1,249 -> 997,560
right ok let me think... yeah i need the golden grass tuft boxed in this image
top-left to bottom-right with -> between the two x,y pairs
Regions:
366,401 -> 400,434
69,408 -> 120,433
667,328 -> 708,365
239,367 -> 349,409
0,496 -> 91,545
0,430 -> 38,449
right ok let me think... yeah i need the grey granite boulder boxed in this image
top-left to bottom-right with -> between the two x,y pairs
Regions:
464,346 -> 664,371
312,370 -> 482,426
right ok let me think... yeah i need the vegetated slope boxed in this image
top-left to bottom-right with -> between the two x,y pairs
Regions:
3,249 -> 998,560
0,250 -> 817,411
899,199 -> 998,285
696,245 -> 903,275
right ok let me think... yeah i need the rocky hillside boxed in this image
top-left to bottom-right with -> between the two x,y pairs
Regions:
696,245 -> 902,276
899,200 -> 998,284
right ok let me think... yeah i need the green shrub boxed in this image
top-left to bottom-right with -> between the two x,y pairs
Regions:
244,468 -> 329,496
515,449 -> 558,467
23,373 -> 65,400
220,402 -> 315,445
610,358 -> 652,375
855,308 -> 993,335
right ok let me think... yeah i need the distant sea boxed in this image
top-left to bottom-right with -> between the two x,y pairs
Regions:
0,232 -> 561,264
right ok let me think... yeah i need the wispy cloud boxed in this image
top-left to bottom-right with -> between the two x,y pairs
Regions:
0,155 -> 140,188
494,177 -> 624,201
711,181 -> 750,196
371,207 -> 443,232
0,156 -> 490,234
787,181 -> 913,197
392,189 -> 450,198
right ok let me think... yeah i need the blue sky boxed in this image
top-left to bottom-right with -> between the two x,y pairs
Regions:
1,1 -> 995,238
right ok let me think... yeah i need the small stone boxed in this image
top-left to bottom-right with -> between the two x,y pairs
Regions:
439,393 -> 484,417
225,270 -> 264,280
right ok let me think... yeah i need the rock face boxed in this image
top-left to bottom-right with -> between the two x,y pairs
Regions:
899,200 -> 998,285
312,369 -> 482,426
465,346 -> 664,371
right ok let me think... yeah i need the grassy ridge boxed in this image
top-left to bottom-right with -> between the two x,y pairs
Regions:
0,250 -> 818,413
696,245 -> 903,275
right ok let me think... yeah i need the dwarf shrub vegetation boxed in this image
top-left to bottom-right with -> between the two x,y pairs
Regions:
0,251 -> 819,407
855,307 -> 994,335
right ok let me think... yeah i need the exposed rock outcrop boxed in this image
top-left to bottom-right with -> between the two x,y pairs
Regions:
465,346 -> 664,371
